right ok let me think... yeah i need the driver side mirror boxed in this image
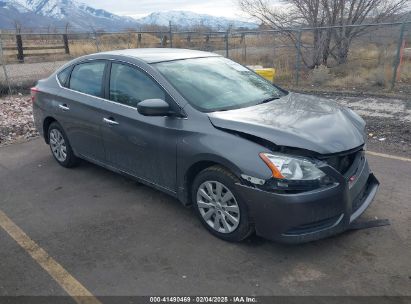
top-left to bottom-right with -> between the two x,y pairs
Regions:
137,99 -> 171,116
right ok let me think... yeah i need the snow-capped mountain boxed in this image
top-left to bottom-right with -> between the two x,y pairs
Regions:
136,11 -> 258,30
0,0 -> 61,29
0,0 -> 29,13
1,0 -> 139,30
0,0 -> 257,31
17,0 -> 134,22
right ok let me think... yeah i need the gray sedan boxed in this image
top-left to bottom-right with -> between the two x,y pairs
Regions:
32,48 -> 379,243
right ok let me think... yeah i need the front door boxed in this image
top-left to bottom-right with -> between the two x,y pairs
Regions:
100,62 -> 181,192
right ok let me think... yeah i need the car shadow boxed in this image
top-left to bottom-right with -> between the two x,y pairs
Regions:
75,158 -> 364,253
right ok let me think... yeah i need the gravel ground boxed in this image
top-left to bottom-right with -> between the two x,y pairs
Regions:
0,95 -> 38,146
321,94 -> 411,157
0,94 -> 410,157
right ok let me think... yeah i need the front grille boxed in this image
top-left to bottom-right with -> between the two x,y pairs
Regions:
325,151 -> 358,175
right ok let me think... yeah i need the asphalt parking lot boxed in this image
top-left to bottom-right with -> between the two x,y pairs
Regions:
0,139 -> 410,299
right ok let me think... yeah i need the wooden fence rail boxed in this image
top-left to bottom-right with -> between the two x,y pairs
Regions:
7,34 -> 70,62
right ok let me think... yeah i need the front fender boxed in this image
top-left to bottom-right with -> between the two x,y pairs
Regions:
176,129 -> 273,204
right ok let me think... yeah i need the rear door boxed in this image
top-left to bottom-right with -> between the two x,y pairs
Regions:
99,61 -> 181,192
55,60 -> 107,162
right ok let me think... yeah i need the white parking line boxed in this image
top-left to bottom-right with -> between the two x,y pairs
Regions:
367,151 -> 411,162
0,209 -> 102,304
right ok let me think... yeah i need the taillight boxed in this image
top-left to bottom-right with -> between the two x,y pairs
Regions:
31,87 -> 40,103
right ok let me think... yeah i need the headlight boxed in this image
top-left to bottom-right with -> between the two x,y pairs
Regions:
259,153 -> 325,180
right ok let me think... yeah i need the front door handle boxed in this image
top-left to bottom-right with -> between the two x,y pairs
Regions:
58,104 -> 70,111
103,117 -> 119,125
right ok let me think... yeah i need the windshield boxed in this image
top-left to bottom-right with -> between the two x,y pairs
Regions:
153,57 -> 285,112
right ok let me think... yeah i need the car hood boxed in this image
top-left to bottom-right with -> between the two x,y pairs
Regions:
208,93 -> 365,155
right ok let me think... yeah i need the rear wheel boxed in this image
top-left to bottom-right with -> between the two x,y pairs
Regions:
48,122 -> 79,168
192,165 -> 253,242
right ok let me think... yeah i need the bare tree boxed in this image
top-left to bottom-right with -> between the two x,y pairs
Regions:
239,0 -> 409,67
65,22 -> 71,34
13,20 -> 22,34
331,0 -> 409,64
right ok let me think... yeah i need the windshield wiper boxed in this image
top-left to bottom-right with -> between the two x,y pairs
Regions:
258,97 -> 280,105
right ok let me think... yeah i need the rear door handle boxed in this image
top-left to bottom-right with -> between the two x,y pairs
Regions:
103,117 -> 119,125
58,104 -> 70,111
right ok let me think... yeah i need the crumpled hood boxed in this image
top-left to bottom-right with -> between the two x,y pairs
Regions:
208,93 -> 365,154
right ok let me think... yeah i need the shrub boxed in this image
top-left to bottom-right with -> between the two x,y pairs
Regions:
399,62 -> 411,82
311,65 -> 331,85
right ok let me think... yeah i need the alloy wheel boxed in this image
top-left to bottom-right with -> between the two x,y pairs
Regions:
49,129 -> 67,162
196,181 -> 240,234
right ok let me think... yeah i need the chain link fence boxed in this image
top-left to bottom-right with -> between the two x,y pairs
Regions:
0,22 -> 410,95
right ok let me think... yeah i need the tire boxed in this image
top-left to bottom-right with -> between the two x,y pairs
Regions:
192,165 -> 254,242
48,121 -> 79,168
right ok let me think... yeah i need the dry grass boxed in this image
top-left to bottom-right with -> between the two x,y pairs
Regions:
221,36 -> 403,90
398,61 -> 411,83
311,65 -> 331,85
302,43 -> 404,90
68,33 -> 163,56
68,41 -> 98,56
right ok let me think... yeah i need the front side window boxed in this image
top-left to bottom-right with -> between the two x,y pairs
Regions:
109,63 -> 165,107
153,57 -> 285,112
69,61 -> 106,97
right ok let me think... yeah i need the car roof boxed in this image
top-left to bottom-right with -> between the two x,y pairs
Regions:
98,48 -> 221,63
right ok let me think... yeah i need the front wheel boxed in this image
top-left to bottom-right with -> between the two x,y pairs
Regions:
192,166 -> 253,242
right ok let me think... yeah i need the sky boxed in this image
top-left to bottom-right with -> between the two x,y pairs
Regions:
82,0 -> 251,20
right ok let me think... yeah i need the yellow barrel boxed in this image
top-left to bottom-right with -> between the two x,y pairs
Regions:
253,68 -> 276,82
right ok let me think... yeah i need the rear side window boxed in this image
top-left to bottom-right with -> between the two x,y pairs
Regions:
109,63 -> 165,107
69,61 -> 106,97
57,67 -> 71,87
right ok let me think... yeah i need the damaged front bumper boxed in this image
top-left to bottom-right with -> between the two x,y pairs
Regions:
235,151 -> 379,243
